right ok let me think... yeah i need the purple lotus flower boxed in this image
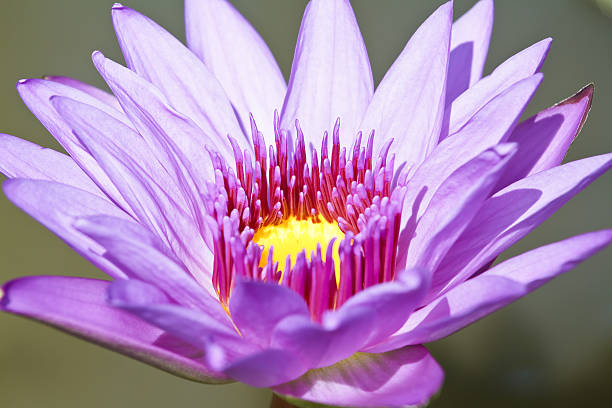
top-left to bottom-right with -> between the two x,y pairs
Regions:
1,0 -> 610,406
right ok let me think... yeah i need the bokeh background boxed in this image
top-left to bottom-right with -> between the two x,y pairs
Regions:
1,0 -> 611,407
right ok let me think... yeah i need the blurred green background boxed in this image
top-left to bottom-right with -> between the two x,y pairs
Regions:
1,0 -> 611,407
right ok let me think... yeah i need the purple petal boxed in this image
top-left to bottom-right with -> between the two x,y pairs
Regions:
446,0 -> 494,103
401,144 -> 517,273
111,4 -> 248,149
50,96 -> 214,285
92,52 -> 232,184
401,74 -> 542,229
93,51 -> 226,239
185,0 -> 286,141
331,268 -> 430,349
448,38 -> 551,134
49,95 -> 186,216
108,279 -> 252,368
0,133 -> 105,197
16,78 -> 133,213
0,276 -> 227,383
3,179 -> 130,279
270,269 -> 430,371
432,153 -> 612,300
75,215 -> 226,318
108,279 -> 309,387
497,84 -> 594,189
229,279 -> 309,347
273,346 -> 444,408
270,308 -> 374,370
222,348 -> 309,388
371,230 -> 612,351
360,1 -> 452,170
281,0 -> 373,148
43,75 -> 122,110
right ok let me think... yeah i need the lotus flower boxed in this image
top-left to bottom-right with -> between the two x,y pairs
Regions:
1,0 -> 610,407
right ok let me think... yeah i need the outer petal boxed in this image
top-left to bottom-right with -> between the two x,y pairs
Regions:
360,1 -> 452,171
401,144 -> 516,272
93,51 -> 225,245
222,348 -> 309,388
273,346 -> 444,408
16,78 -> 133,213
74,215 -> 229,325
0,276 -> 227,383
0,134 -> 105,198
448,38 -> 551,134
109,279 -> 309,388
497,84 -> 593,189
92,51 -> 231,184
281,0 -> 373,148
50,96 -> 188,220
446,0 -> 494,103
372,230 -> 612,351
270,269 -> 430,370
43,76 -> 122,110
271,307 -> 374,371
107,279 -> 252,368
3,179 -> 130,279
51,96 -> 214,289
328,268 -> 430,349
229,279 -> 310,347
401,74 -> 542,229
111,4 -> 248,148
432,153 -> 612,299
185,0 -> 287,141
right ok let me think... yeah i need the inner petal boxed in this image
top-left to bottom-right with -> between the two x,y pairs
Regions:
253,217 -> 343,283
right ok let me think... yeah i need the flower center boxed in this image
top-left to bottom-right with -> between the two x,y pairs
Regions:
252,217 -> 343,283
206,115 -> 402,319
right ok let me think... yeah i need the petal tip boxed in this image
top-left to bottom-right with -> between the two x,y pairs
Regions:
557,83 -> 594,107
540,37 -> 554,50
438,0 -> 454,16
91,50 -> 106,68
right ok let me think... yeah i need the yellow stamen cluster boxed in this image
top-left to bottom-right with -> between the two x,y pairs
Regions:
253,218 -> 343,283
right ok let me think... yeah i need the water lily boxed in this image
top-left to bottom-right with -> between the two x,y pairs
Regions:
1,0 -> 610,407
